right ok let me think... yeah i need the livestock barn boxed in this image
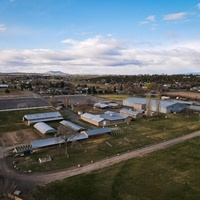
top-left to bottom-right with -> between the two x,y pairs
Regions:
23,111 -> 63,125
81,127 -> 111,139
60,120 -> 85,132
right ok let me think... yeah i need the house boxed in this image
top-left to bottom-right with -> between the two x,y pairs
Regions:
34,122 -> 56,134
23,111 -> 63,125
81,111 -> 132,127
120,108 -> 143,118
81,127 -> 111,139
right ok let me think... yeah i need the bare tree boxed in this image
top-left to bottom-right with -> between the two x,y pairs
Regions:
63,96 -> 71,108
49,96 -> 58,107
57,125 -> 75,158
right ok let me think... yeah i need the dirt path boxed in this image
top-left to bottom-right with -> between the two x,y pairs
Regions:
1,130 -> 200,187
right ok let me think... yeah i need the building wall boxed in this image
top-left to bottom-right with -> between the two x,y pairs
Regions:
134,103 -> 146,110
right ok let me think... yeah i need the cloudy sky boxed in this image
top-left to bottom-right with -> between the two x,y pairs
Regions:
0,0 -> 200,74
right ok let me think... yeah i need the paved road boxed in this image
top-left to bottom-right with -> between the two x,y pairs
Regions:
1,130 -> 200,186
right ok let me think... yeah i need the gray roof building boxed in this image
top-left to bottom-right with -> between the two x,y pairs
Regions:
23,111 -> 63,125
123,97 -> 187,113
60,120 -> 85,131
31,133 -> 88,149
81,127 -> 111,137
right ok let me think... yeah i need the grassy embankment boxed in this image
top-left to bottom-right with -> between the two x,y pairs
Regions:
34,136 -> 200,200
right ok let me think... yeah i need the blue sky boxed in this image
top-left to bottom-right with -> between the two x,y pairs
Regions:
0,0 -> 200,74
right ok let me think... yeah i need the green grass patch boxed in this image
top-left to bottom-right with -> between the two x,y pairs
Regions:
0,108 -> 55,133
95,94 -> 132,101
34,137 -> 200,200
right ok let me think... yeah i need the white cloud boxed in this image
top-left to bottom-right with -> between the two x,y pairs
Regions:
163,12 -> 187,21
0,35 -> 200,74
197,3 -> 200,9
0,24 -> 6,32
146,15 -> 156,22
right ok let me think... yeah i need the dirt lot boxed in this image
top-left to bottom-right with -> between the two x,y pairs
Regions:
163,91 -> 200,101
0,129 -> 40,147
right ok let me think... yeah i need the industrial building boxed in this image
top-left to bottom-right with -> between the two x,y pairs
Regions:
23,111 -> 63,125
34,122 -> 56,135
123,97 -> 187,114
81,111 -> 132,126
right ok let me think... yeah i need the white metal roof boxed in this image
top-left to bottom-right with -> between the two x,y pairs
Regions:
24,111 -> 63,121
120,108 -> 140,115
81,113 -> 104,122
34,122 -> 56,134
31,133 -> 87,149
60,120 -> 85,131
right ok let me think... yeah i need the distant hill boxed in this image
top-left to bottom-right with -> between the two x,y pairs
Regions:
45,71 -> 67,75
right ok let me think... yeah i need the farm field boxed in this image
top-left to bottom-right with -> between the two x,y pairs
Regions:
34,137 -> 200,200
12,110 -> 200,172
163,91 -> 200,101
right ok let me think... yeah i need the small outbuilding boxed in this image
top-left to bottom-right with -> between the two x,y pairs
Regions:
34,122 -> 56,135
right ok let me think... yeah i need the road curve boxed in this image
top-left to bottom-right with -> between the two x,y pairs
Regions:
1,130 -> 200,186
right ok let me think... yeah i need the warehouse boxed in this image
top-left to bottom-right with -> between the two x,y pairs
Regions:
23,111 -> 63,125
81,111 -> 132,126
123,97 -> 187,114
34,122 -> 56,134
60,120 -> 85,132
120,108 -> 143,118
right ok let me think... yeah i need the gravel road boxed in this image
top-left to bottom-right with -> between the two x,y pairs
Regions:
1,130 -> 200,187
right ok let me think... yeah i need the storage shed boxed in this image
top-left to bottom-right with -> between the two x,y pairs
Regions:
34,122 -> 56,134
23,111 -> 63,125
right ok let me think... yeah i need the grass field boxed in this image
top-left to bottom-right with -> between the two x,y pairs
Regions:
13,111 -> 200,172
95,94 -> 132,101
33,137 -> 200,200
0,108 -> 57,133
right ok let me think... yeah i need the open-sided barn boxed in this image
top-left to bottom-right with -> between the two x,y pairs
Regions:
31,133 -> 88,149
81,127 -> 111,139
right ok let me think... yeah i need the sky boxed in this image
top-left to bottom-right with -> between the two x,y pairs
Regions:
0,0 -> 200,75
